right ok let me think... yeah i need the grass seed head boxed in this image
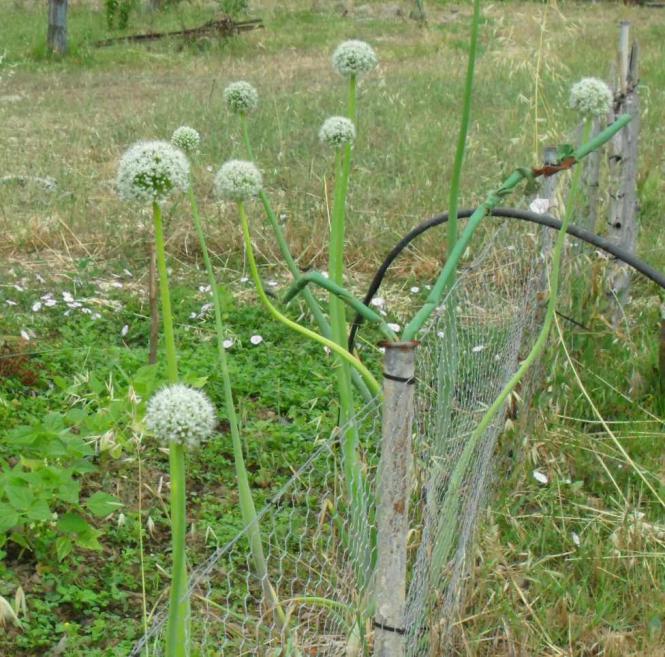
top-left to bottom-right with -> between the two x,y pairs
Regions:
319,116 -> 356,148
116,140 -> 190,204
145,383 -> 216,449
214,160 -> 263,202
332,40 -> 377,78
171,126 -> 201,155
569,77 -> 613,118
224,80 -> 259,115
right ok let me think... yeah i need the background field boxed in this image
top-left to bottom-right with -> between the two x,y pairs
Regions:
1,1 -> 664,656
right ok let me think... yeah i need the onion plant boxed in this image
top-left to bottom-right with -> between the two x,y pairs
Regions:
116,140 -> 200,657
223,80 -> 374,403
171,128 -> 286,627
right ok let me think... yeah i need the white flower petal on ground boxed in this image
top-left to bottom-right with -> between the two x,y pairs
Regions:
472,344 -> 485,353
571,532 -> 581,547
20,329 -> 30,341
31,301 -> 42,312
223,338 -> 234,349
121,324 -> 129,337
532,470 -> 549,485
250,334 -> 263,345
370,297 -> 385,308
387,322 -> 401,333
410,286 -> 420,294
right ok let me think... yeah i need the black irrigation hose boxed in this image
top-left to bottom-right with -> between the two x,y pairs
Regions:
348,207 -> 665,352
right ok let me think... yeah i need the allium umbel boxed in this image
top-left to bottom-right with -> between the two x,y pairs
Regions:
116,141 -> 190,203
332,40 -> 377,78
145,384 -> 216,449
569,77 -> 613,118
171,126 -> 201,154
224,81 -> 259,115
214,160 -> 263,202
319,116 -> 356,148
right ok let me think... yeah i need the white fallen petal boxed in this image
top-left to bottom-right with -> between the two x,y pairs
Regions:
532,470 -> 548,485
571,532 -> 581,546
121,325 -> 129,337
250,334 -> 263,345
31,302 -> 42,312
472,344 -> 485,353
20,330 -> 30,341
387,322 -> 401,333
223,338 -> 234,349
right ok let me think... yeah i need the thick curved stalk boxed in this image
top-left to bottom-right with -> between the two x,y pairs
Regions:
240,115 -> 373,403
429,118 -> 612,577
187,188 -> 284,625
402,114 -> 632,341
239,203 -> 381,397
447,0 -> 480,253
282,272 -> 397,342
153,202 -> 188,657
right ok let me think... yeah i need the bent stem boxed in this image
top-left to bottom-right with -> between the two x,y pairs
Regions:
429,118 -> 615,581
402,114 -> 632,341
240,113 -> 372,403
283,272 -> 397,342
153,201 -> 188,657
239,202 -> 380,397
187,188 -> 285,626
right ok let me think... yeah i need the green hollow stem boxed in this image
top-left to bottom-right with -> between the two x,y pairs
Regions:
240,114 -> 373,403
239,202 -> 381,397
282,272 -> 397,342
153,202 -> 188,657
186,188 -> 285,625
402,113 -> 632,341
447,0 -> 480,255
429,123 -> 591,579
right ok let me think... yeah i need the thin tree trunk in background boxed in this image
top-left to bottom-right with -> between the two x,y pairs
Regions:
47,0 -> 68,55
148,243 -> 160,365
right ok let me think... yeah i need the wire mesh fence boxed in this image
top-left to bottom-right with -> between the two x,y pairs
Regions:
131,220 -> 544,657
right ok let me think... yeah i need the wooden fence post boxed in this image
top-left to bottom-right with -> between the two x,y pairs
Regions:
374,341 -> 418,657
607,21 -> 640,321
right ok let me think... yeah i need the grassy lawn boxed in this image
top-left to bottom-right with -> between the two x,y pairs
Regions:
1,1 -> 664,655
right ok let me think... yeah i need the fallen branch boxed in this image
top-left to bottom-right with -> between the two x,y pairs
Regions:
94,16 -> 263,48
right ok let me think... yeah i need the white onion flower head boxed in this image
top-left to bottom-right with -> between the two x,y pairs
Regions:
224,81 -> 259,114
171,126 -> 200,154
215,160 -> 262,202
117,141 -> 190,203
319,116 -> 356,148
145,383 -> 216,449
332,40 -> 377,78
569,77 -> 613,118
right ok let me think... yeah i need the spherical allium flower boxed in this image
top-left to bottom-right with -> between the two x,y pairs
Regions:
569,77 -> 613,118
145,383 -> 216,449
171,126 -> 200,154
332,40 -> 378,78
224,81 -> 259,115
319,116 -> 356,148
116,140 -> 190,203
214,160 -> 262,202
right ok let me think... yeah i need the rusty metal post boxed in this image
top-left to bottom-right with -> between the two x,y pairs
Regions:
374,341 -> 418,657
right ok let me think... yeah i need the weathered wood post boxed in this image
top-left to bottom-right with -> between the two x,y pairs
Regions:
374,341 -> 418,657
607,21 -> 640,321
47,0 -> 68,55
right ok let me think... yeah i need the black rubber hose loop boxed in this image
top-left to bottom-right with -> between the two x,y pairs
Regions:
348,207 -> 665,353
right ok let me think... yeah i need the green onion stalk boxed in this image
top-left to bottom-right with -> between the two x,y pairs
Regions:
229,86 -> 372,402
152,200 -> 189,657
422,115 -> 631,584
184,183 -> 287,627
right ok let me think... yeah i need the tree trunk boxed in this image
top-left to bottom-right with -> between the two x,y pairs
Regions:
47,0 -> 68,55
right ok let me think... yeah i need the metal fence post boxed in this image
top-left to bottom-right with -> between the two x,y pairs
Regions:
374,341 -> 418,657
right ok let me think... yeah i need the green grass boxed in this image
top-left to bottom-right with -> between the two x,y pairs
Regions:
1,1 -> 664,655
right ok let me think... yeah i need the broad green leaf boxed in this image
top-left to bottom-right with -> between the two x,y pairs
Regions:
86,492 -> 123,518
5,481 -> 33,510
55,535 -> 73,561
26,498 -> 51,522
0,503 -> 19,533
57,512 -> 90,535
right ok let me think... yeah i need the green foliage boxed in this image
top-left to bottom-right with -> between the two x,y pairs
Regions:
105,0 -> 136,31
219,0 -> 249,18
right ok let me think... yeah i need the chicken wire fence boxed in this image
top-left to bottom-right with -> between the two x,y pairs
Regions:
131,220 -> 545,657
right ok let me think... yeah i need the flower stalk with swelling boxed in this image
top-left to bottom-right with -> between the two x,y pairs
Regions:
178,139 -> 284,627
117,140 -> 190,657
224,81 -> 373,403
214,159 -> 380,396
